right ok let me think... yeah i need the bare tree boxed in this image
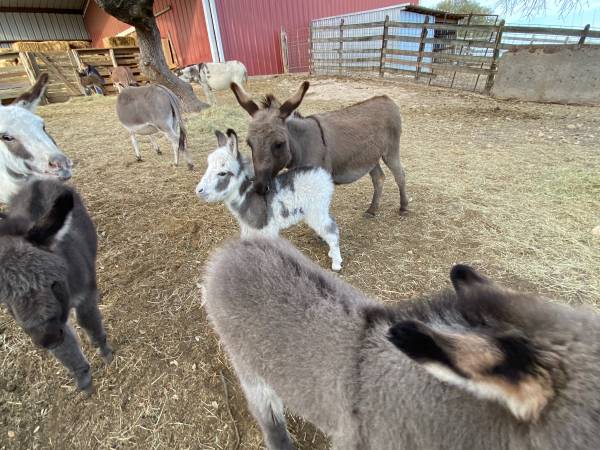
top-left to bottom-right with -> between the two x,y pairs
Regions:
95,0 -> 209,112
495,0 -> 584,18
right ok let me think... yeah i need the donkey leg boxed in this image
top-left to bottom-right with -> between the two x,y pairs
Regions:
50,324 -> 92,392
130,133 -> 143,162
201,83 -> 215,106
306,213 -> 343,271
166,129 -> 194,170
149,135 -> 162,155
239,372 -> 295,450
365,163 -> 385,218
166,130 -> 181,167
383,152 -> 409,215
75,290 -> 113,363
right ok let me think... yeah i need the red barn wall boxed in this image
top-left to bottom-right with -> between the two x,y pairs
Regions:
84,1 -> 130,47
84,0 -> 212,67
214,0 -> 418,75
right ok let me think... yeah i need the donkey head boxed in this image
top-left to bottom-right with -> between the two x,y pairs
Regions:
388,265 -> 564,422
231,81 -> 309,195
196,129 -> 244,202
0,188 -> 74,349
0,74 -> 73,202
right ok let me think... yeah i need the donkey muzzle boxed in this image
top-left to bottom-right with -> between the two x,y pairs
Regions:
48,154 -> 73,181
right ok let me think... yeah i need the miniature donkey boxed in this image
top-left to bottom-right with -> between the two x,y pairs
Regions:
0,73 -> 72,204
231,82 -> 408,216
204,237 -> 600,450
0,179 -> 112,392
116,84 -> 194,169
196,130 -> 342,271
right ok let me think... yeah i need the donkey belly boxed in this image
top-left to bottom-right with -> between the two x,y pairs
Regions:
331,165 -> 374,185
130,124 -> 161,135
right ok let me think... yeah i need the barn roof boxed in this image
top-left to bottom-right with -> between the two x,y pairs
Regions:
0,1 -> 86,14
0,0 -> 89,42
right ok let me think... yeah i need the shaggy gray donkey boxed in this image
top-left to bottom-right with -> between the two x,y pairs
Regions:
204,237 -> 600,450
0,179 -> 112,392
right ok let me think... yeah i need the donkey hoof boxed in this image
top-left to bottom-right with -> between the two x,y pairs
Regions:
363,210 -> 376,219
156,150 -> 162,155
76,372 -> 93,393
100,346 -> 114,364
399,208 -> 409,216
332,263 -> 342,272
135,157 -> 143,162
187,163 -> 195,171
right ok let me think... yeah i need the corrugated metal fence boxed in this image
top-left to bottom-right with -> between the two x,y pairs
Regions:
302,12 -> 600,93
310,7 -> 434,75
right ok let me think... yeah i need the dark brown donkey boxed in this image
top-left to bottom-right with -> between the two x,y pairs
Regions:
231,81 -> 408,216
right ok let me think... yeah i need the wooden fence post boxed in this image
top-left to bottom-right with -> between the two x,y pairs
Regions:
19,52 -> 38,86
108,48 -> 118,67
338,19 -> 345,75
19,52 -> 48,104
67,49 -> 86,95
484,19 -> 505,94
578,24 -> 590,47
280,28 -> 289,74
415,16 -> 430,80
379,15 -> 390,77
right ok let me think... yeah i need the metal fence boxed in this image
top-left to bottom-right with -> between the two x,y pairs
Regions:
283,15 -> 600,93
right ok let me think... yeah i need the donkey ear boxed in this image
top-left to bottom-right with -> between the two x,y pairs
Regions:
231,82 -> 259,116
12,73 -> 49,112
450,264 -> 490,294
226,129 -> 239,158
388,320 -> 556,422
215,130 -> 228,148
279,81 -> 309,119
26,191 -> 74,247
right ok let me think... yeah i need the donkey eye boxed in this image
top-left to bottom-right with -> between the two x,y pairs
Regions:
1,134 -> 14,142
218,171 -> 228,177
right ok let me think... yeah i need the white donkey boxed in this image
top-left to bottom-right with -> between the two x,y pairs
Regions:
0,73 -> 72,204
177,61 -> 247,105
196,129 -> 342,271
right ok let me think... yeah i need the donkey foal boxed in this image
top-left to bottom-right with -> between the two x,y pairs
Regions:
196,129 -> 342,271
0,179 -> 112,392
205,238 -> 600,450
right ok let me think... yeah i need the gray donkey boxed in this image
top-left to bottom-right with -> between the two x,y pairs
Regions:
116,84 -> 194,169
204,237 -> 600,450
0,179 -> 112,392
231,82 -> 408,216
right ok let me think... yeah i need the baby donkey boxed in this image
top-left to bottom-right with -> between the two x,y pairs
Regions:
196,129 -> 342,271
0,179 -> 112,392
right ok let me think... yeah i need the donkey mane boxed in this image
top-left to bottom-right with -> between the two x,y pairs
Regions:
259,94 -> 279,109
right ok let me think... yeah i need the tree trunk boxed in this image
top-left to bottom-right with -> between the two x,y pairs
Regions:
95,0 -> 209,112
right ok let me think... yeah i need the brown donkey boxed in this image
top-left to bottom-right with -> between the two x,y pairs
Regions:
231,82 -> 409,216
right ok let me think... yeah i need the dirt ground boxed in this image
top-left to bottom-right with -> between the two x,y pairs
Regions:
1,74 -> 599,450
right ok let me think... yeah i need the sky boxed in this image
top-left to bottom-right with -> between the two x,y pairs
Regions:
420,0 -> 600,27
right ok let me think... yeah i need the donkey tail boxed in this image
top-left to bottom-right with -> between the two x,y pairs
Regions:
156,84 -> 187,153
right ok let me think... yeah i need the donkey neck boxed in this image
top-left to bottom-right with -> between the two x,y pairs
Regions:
223,167 -> 270,230
285,115 -> 327,169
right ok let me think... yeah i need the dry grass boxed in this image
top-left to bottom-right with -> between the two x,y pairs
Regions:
1,75 -> 598,449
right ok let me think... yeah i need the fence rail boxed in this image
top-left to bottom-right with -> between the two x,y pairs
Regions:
306,18 -> 598,93
0,46 -> 143,104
